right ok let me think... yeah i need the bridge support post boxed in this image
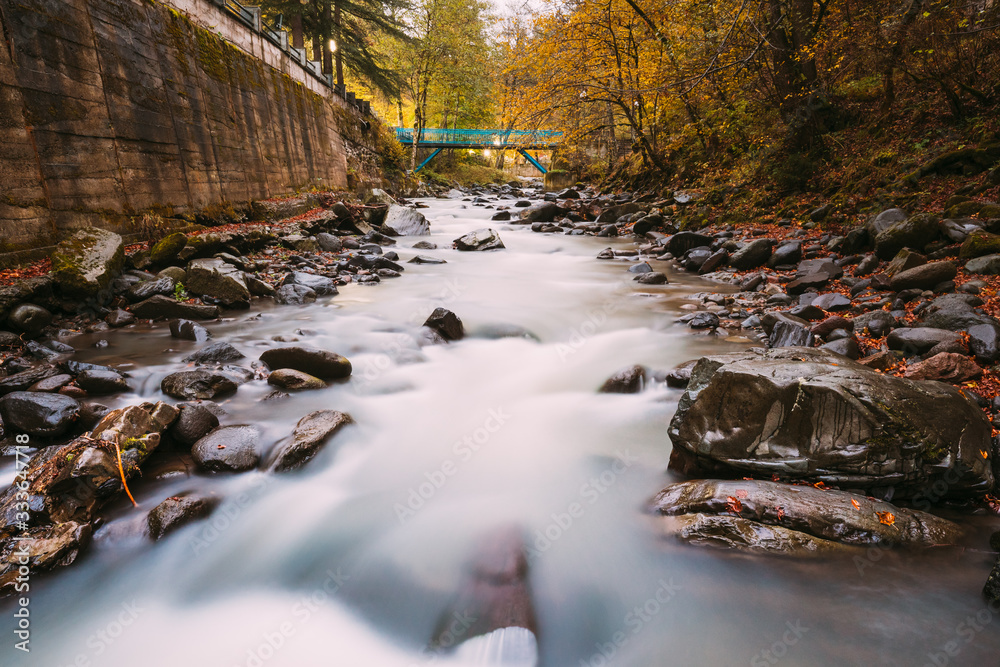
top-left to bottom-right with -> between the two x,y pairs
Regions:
415,148 -> 442,172
517,149 -> 547,174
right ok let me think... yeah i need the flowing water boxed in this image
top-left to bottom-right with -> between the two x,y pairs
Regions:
4,194 -> 1000,666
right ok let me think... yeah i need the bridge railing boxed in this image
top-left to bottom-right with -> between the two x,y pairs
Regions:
394,128 -> 562,147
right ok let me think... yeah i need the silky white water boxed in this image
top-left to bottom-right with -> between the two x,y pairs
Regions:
3,195 -> 998,667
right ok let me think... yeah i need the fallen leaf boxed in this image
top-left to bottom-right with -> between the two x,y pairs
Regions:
982,449 -> 989,459
776,507 -> 785,520
851,499 -> 861,510
726,496 -> 742,513
876,511 -> 895,526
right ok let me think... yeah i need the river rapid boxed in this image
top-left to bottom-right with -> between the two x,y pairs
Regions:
3,193 -> 999,667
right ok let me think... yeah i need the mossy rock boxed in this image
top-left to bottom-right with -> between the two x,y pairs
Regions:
945,201 -> 985,218
874,213 -> 940,260
149,232 -> 188,265
50,228 -> 124,298
979,204 -> 1000,219
960,230 -> 1000,260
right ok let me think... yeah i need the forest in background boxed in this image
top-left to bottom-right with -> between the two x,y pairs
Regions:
256,0 -> 1000,211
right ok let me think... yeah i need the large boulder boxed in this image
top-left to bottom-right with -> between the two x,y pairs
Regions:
0,392 -> 80,437
454,229 -> 505,251
382,205 -> 430,236
667,347 -> 994,498
50,227 -> 125,298
729,239 -> 774,270
960,230 -> 1000,260
148,233 -> 188,265
130,295 -> 220,320
874,213 -> 940,259
651,479 -> 964,555
281,272 -> 337,296
518,202 -> 560,223
191,425 -> 261,472
7,304 -> 52,336
160,370 -> 238,400
889,261 -> 957,291
184,259 -> 251,308
269,410 -> 354,472
147,493 -> 219,540
259,346 -> 352,379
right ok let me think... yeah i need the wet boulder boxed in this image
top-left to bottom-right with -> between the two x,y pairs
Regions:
160,370 -> 238,400
518,202 -> 559,223
0,365 -> 61,395
131,295 -> 220,321
454,228 -> 505,251
903,352 -> 982,384
281,272 -> 337,296
7,304 -> 52,336
50,227 -> 125,298
666,232 -> 712,257
126,277 -> 175,303
266,368 -> 325,390
274,284 -> 317,305
75,370 -> 129,395
148,232 -> 187,265
874,213 -> 940,259
168,404 -> 219,447
0,522 -> 92,594
105,308 -> 135,328
382,205 -> 430,236
667,347 -> 994,498
423,308 -> 464,341
599,365 -> 646,393
147,493 -> 219,540
184,259 -> 251,308
651,479 -> 964,555
729,239 -> 774,270
170,318 -> 210,342
183,341 -> 244,365
191,425 -> 262,472
0,392 -> 80,437
259,346 -> 352,379
887,327 -> 962,355
269,410 -> 354,472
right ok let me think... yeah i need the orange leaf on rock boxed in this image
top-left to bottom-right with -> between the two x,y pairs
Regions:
876,511 -> 895,526
726,496 -> 742,513
851,499 -> 861,510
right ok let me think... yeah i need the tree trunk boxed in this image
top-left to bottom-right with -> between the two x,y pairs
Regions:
322,1 -> 333,78
292,14 -> 304,50
333,0 -> 344,87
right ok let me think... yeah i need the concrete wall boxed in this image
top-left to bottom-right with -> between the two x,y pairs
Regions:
0,0 -> 359,256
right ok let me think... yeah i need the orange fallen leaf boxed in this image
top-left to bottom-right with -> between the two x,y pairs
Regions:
776,507 -> 785,520
813,481 -> 828,490
876,511 -> 895,526
982,450 -> 990,459
851,499 -> 861,510
726,496 -> 742,513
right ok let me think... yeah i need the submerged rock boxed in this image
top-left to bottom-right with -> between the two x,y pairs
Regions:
382,205 -> 431,236
259,346 -> 352,379
423,308 -> 464,341
667,347 -> 994,498
147,493 -> 220,540
454,228 -> 505,251
599,365 -> 646,393
266,368 -> 325,390
191,425 -> 262,472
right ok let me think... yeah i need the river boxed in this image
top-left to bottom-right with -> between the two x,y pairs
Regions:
4,193 -> 999,666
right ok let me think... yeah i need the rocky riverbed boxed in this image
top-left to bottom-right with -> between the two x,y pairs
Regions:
1,183 -> 1000,664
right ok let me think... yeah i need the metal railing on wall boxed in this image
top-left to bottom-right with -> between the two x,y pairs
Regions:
205,0 -> 372,117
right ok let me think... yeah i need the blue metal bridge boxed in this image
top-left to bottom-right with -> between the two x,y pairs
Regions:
393,128 -> 562,173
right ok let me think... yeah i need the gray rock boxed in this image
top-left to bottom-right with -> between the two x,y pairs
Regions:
964,254 -> 1000,275
729,239 -> 774,270
811,293 -> 852,312
769,320 -> 813,347
0,392 -> 80,437
259,346 -> 352,379
636,272 -> 668,285
890,261 -> 958,291
599,365 -> 646,393
269,410 -> 354,472
666,232 -> 712,257
424,308 -> 464,341
183,341 -> 244,365
868,208 -> 908,237
518,202 -> 560,223
168,404 -> 220,446
651,479 -> 963,554
820,337 -> 860,359
75,370 -> 128,395
184,259 -> 251,308
627,262 -> 652,274
281,272 -> 337,296
853,310 -> 896,337
266,368 -> 325,390
147,494 -> 220,540
131,295 -> 220,321
170,319 -> 210,342
689,312 -> 720,330
160,370 -> 238,400
316,233 -> 343,252
967,323 -> 1000,364
7,304 -> 52,336
887,327 -> 963,355
454,228 -> 505,251
768,242 -> 802,268
382,205 -> 430,236
667,347 -> 994,497
274,284 -> 317,305
51,227 -> 125,298
105,309 -> 135,328
0,366 -> 60,394
874,213 -> 940,259
191,425 -> 261,472
125,277 -> 175,303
